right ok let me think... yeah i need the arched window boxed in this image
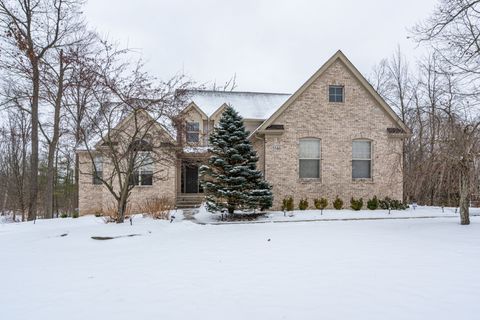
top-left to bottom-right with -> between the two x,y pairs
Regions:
299,138 -> 321,179
352,140 -> 372,179
130,151 -> 154,186
130,139 -> 152,151
129,139 -> 154,186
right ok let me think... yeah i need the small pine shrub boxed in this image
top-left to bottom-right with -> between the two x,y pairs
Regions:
367,196 -> 378,210
379,196 -> 391,210
72,212 -> 79,219
298,198 -> 309,210
378,197 -> 408,211
350,197 -> 363,211
314,197 -> 328,214
333,196 -> 343,210
281,196 -> 294,211
60,213 -> 68,218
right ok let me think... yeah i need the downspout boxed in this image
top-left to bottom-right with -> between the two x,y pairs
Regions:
253,133 -> 266,180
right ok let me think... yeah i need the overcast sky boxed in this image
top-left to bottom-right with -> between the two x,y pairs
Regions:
84,0 -> 437,93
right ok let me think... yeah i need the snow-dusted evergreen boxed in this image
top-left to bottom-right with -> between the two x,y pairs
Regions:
200,106 -> 273,213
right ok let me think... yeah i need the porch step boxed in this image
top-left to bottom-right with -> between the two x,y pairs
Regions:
176,194 -> 205,209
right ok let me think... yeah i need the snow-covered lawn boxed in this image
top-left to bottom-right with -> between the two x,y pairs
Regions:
195,205 -> 480,224
2,214 -> 480,320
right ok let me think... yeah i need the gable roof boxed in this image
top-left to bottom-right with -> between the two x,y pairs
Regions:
184,90 -> 291,120
77,109 -> 175,152
182,102 -> 208,120
253,50 -> 411,136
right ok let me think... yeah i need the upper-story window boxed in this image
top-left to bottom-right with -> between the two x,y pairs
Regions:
329,85 -> 344,102
352,140 -> 372,179
92,155 -> 103,185
186,122 -> 200,143
299,138 -> 321,179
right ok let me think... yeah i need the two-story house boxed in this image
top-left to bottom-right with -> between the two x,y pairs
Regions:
77,50 -> 410,214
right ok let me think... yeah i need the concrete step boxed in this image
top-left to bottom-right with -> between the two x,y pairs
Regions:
176,194 -> 204,209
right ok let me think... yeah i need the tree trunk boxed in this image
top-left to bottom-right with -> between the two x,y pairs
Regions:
117,197 -> 127,223
28,60 -> 40,221
45,50 -> 65,219
459,165 -> 470,225
44,51 -> 64,219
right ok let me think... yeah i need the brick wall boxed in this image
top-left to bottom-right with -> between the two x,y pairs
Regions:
261,59 -> 404,209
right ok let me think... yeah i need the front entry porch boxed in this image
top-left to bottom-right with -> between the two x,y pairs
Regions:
177,160 -> 205,208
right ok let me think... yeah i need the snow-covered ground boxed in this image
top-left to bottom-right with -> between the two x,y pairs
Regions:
194,205 -> 480,224
2,214 -> 480,320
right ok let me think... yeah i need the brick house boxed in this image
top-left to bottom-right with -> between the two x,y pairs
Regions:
78,50 -> 410,214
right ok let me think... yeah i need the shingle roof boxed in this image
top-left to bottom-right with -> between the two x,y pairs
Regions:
185,90 -> 291,119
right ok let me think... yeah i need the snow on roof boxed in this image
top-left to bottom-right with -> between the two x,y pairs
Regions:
183,146 -> 210,154
185,90 -> 291,119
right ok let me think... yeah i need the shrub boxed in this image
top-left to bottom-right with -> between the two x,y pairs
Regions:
379,196 -> 391,210
140,196 -> 173,220
72,212 -> 79,219
379,197 -> 408,212
367,196 -> 378,210
281,196 -> 294,211
350,197 -> 363,211
60,213 -> 68,218
94,212 -> 103,217
333,196 -> 343,210
298,198 -> 309,210
314,197 -> 328,214
101,203 -> 132,223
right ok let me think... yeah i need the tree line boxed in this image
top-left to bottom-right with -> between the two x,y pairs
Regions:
370,0 -> 480,224
0,0 -> 192,222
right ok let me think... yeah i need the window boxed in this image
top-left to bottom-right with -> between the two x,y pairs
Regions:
352,140 -> 372,179
186,122 -> 200,143
92,155 -> 103,185
329,85 -> 344,102
299,138 -> 321,179
130,151 -> 153,186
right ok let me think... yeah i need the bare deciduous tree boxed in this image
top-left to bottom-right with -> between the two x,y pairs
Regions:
0,0 -> 85,220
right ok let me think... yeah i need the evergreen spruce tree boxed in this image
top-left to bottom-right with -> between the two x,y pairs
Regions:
200,106 -> 273,214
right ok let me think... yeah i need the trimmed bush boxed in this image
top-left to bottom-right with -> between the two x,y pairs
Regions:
314,197 -> 328,214
333,196 -> 343,210
60,213 -> 68,218
350,197 -> 363,211
281,196 -> 294,211
367,196 -> 379,210
72,212 -> 79,219
298,198 -> 309,210
379,197 -> 408,211
379,197 -> 391,210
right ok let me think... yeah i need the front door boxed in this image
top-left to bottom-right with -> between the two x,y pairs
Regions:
185,164 -> 199,193
182,161 -> 203,194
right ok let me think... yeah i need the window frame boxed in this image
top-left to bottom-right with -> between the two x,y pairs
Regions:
92,155 -> 103,185
352,140 -> 372,180
186,121 -> 200,143
328,85 -> 344,103
299,138 -> 321,180
131,151 -> 154,186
